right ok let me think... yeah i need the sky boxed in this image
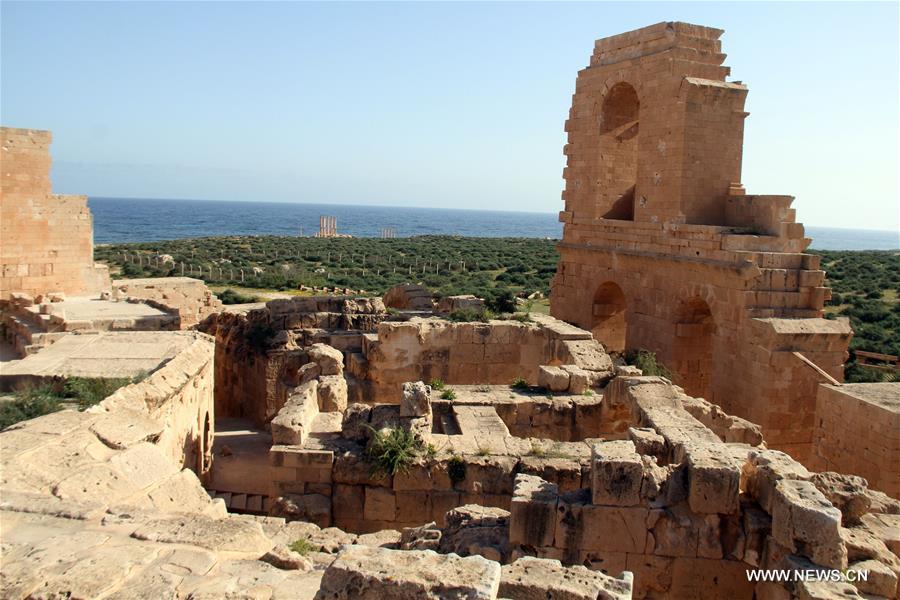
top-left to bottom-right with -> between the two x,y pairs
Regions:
1,1 -> 898,231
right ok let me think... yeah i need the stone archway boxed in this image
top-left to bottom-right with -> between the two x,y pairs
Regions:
591,282 -> 627,353
672,296 -> 715,399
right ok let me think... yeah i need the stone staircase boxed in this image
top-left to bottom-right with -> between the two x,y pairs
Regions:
206,489 -> 271,515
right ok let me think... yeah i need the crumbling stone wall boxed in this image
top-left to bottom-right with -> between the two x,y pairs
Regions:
94,331 -> 216,477
359,315 -> 614,403
201,296 -> 386,426
551,23 -> 852,465
0,127 -> 109,299
112,277 -> 223,328
506,376 -> 900,599
813,382 -> 900,498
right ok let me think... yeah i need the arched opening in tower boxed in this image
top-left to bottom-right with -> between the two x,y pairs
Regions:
598,82 -> 639,220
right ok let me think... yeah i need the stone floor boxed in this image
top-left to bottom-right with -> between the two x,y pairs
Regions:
0,331 -> 197,386
27,296 -> 173,322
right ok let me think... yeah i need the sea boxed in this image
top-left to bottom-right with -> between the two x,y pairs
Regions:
87,197 -> 900,251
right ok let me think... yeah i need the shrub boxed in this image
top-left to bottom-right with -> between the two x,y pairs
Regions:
246,321 -> 276,354
446,308 -> 494,323
366,426 -> 422,476
0,385 -> 64,430
429,378 -> 445,390
289,537 -> 315,555
0,375 -> 140,430
510,377 -> 529,390
440,388 -> 457,400
510,312 -> 532,323
485,289 -> 516,313
216,288 -> 261,305
64,376 -> 136,409
448,455 -> 467,485
626,350 -> 673,379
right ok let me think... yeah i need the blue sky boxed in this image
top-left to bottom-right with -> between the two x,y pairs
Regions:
1,1 -> 897,230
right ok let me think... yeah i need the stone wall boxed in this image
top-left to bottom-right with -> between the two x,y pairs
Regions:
358,315 -> 614,403
93,331 -> 216,477
0,127 -> 109,299
813,383 -> 900,499
112,277 -> 223,329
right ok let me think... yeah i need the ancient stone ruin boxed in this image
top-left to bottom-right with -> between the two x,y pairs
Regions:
1,21 -> 898,600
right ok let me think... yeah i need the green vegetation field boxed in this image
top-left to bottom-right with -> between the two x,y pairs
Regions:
818,250 -> 900,382
95,238 -> 898,382
96,236 -> 559,307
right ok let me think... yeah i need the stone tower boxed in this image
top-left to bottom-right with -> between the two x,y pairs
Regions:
551,22 -> 852,462
0,127 -> 110,299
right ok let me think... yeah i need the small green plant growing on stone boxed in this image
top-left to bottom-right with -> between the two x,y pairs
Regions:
425,443 -> 438,460
476,446 -> 490,457
289,537 -> 315,556
582,389 -> 595,397
366,426 -> 422,477
626,350 -> 673,379
474,385 -> 491,392
510,377 -> 529,391
545,393 -> 553,400
448,455 -> 467,485
440,388 -> 457,400
429,378 -> 445,391
510,312 -> 532,323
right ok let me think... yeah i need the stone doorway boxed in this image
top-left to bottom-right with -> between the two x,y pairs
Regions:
591,281 -> 627,353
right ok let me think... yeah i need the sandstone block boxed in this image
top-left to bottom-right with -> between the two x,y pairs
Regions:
538,365 -> 570,392
400,381 -> 432,418
616,365 -> 643,377
848,559 -> 897,597
810,472 -> 871,525
685,444 -> 741,515
561,365 -> 591,393
510,474 -> 558,547
316,545 -> 501,600
269,493 -> 332,528
499,556 -> 632,600
318,375 -> 348,412
628,427 -> 666,459
744,449 -> 811,513
399,522 -> 442,550
771,479 -> 846,569
260,543 -> 314,571
90,410 -> 165,450
308,343 -> 344,375
131,514 -> 273,553
364,486 -> 396,522
591,440 -> 643,506
440,504 -> 510,561
271,381 -> 319,446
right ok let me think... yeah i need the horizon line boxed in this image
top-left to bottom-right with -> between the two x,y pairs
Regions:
87,195 -> 900,234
